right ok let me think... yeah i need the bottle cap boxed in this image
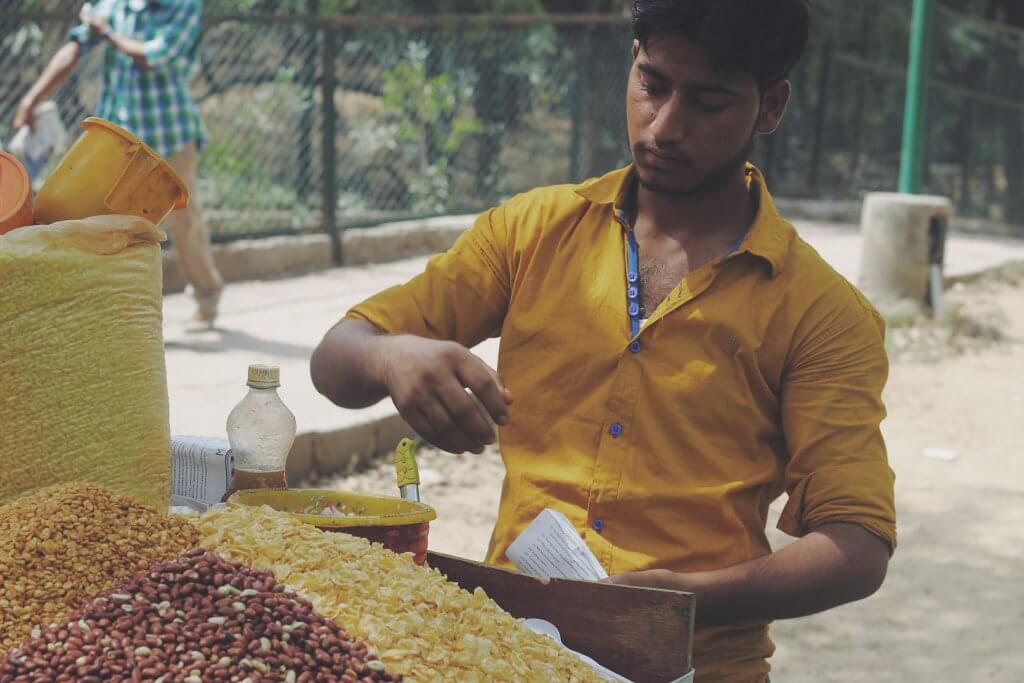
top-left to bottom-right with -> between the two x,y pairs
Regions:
247,364 -> 280,389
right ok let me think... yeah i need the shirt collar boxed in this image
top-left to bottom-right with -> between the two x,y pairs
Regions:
574,163 -> 794,277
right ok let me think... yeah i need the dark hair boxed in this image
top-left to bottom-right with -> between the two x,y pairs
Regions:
632,0 -> 810,88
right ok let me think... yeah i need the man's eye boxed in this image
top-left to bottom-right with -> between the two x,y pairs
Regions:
639,78 -> 666,96
692,98 -> 730,114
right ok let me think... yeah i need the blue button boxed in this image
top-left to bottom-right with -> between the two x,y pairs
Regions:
628,302 -> 640,317
627,286 -> 639,300
629,340 -> 641,354
609,422 -> 623,437
592,518 -> 605,533
627,272 -> 638,283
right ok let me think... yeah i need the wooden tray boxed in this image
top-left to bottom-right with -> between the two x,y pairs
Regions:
428,551 -> 694,682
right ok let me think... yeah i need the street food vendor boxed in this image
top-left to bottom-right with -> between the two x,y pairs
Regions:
311,2 -> 895,681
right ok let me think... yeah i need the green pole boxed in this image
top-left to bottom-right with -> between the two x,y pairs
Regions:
898,0 -> 938,194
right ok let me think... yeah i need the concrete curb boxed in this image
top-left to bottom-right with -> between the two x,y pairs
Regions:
944,258 -> 1024,288
776,197 -> 1024,238
774,198 -> 862,224
169,204 -> 1024,485
285,412 -> 417,485
164,203 -> 1024,295
163,214 -> 474,294
284,256 -> 1024,485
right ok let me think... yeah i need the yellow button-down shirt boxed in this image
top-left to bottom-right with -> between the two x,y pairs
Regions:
347,165 -> 896,683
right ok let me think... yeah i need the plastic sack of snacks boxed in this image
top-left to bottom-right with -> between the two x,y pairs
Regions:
0,216 -> 171,507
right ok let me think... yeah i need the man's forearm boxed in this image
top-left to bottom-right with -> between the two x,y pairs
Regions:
609,523 -> 890,625
692,523 -> 889,624
310,319 -> 392,409
83,17 -> 150,67
25,42 -> 81,105
105,31 -> 149,65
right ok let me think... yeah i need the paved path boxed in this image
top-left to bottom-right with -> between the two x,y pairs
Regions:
165,221 -> 1024,440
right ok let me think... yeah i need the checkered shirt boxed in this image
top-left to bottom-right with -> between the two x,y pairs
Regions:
68,0 -> 206,158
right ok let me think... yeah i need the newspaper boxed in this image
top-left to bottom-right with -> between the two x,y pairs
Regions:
170,435 -> 233,511
507,508 -> 608,582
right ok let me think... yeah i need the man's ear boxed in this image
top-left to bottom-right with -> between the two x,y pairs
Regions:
632,39 -> 641,61
757,80 -> 792,134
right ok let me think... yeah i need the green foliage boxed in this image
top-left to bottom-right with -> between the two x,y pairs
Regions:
203,0 -> 542,14
3,23 -> 44,60
374,41 -> 482,212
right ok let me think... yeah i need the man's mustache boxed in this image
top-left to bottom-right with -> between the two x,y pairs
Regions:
634,141 -> 695,167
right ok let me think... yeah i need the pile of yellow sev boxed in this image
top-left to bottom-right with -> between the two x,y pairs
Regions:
195,504 -> 602,682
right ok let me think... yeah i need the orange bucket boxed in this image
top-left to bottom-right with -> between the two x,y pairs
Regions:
33,117 -> 188,225
0,152 -> 33,235
228,488 -> 437,566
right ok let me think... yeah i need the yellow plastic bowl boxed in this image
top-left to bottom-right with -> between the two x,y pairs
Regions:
228,488 -> 437,564
33,118 -> 188,225
227,488 -> 436,528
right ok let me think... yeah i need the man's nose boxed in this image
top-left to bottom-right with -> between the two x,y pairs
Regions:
649,93 -> 689,144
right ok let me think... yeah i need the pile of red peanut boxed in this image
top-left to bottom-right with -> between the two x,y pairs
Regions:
0,549 -> 399,683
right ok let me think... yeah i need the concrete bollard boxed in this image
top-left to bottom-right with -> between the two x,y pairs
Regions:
859,192 -> 954,313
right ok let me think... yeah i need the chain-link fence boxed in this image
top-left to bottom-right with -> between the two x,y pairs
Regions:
4,1 -> 1024,250
758,0 -> 1024,227
2,8 -> 631,252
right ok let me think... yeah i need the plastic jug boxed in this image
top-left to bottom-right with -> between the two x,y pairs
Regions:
7,100 -> 68,181
0,152 -> 33,235
33,117 -> 188,225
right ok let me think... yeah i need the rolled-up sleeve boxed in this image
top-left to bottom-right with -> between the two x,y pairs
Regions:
67,0 -> 116,53
143,0 -> 203,69
67,22 -> 100,52
67,22 -> 99,51
777,292 -> 897,553
345,204 -> 512,349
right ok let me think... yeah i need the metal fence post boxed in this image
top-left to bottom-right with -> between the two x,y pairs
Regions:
568,25 -> 591,182
808,37 -> 833,191
321,22 -> 341,265
899,0 -> 937,194
296,0 -> 318,205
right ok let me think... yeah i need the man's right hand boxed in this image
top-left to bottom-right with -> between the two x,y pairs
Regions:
377,335 -> 512,455
13,96 -> 37,131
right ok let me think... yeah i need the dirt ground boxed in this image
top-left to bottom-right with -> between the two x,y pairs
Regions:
318,271 -> 1024,683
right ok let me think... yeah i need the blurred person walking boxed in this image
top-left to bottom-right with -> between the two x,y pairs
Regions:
14,0 -> 223,326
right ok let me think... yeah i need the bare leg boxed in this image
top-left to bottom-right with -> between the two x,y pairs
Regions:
163,142 -> 223,325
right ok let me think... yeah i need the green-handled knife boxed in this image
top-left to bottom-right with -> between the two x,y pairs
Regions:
394,437 -> 421,502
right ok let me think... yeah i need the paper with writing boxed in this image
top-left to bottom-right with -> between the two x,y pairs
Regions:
507,508 -> 608,581
170,435 -> 233,508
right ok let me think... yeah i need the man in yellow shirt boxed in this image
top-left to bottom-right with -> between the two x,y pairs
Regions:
311,1 -> 895,680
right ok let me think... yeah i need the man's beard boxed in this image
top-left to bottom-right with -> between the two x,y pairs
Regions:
635,133 -> 755,200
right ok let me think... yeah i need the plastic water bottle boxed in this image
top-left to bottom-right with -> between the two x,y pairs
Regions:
225,364 -> 296,496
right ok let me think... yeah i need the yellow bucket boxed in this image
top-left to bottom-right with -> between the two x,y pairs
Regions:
33,118 -> 188,225
228,488 -> 437,565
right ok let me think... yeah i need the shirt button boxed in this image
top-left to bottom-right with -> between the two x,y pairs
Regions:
627,272 -> 639,284
609,422 -> 623,437
628,302 -> 640,317
629,340 -> 641,354
627,286 -> 639,300
592,518 -> 605,533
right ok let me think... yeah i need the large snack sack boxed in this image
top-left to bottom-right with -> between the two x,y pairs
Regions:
0,215 -> 171,508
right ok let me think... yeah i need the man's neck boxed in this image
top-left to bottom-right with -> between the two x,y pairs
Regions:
633,168 -> 755,249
